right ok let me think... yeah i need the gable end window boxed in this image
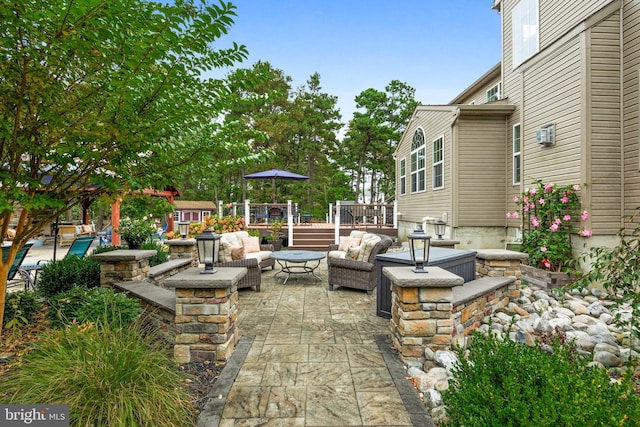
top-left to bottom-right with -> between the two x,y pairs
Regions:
512,0 -> 539,68
399,158 -> 407,196
487,82 -> 502,102
433,136 -> 444,190
410,129 -> 426,193
513,124 -> 521,185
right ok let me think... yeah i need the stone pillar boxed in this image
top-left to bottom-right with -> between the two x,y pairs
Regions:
384,266 -> 464,365
164,238 -> 199,267
475,249 -> 527,298
165,267 -> 246,363
91,249 -> 157,287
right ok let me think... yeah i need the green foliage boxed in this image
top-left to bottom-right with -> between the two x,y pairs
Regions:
91,245 -> 128,255
571,208 -> 640,341
141,241 -> 169,267
0,322 -> 194,425
2,290 -> 42,328
509,180 -> 591,273
37,257 -> 101,299
120,194 -> 174,221
116,217 -> 156,248
443,332 -> 640,426
46,287 -> 142,329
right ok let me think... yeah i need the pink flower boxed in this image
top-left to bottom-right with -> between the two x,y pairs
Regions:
523,196 -> 529,203
523,205 -> 530,212
532,217 -> 540,228
550,223 -> 559,232
538,199 -> 545,205
540,246 -> 547,252
542,260 -> 551,269
573,184 -> 581,191
563,215 -> 571,221
544,183 -> 553,191
529,188 -> 537,195
554,218 -> 562,225
511,212 -> 519,219
580,230 -> 593,237
529,203 -> 535,210
561,196 -> 569,203
506,212 -> 511,219
513,196 -> 519,203
581,211 -> 589,221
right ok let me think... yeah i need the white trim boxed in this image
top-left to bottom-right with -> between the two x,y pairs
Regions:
432,135 -> 445,190
410,128 -> 427,194
513,123 -> 521,185
399,157 -> 407,196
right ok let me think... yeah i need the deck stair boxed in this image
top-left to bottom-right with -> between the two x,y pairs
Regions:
288,226 -> 334,251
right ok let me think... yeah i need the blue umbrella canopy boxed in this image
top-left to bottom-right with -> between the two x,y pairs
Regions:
244,169 -> 309,202
243,169 -> 309,180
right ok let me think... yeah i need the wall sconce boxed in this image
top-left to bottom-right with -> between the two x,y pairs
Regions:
178,222 -> 190,239
408,225 -> 431,273
195,229 -> 221,274
434,220 -> 446,240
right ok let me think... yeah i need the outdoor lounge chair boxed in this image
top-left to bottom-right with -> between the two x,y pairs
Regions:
2,242 -> 34,290
20,236 -> 95,285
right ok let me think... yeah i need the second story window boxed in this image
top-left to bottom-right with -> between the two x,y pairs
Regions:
487,82 -> 502,102
410,128 -> 426,193
433,136 -> 444,189
512,0 -> 539,68
513,124 -> 521,184
399,158 -> 406,196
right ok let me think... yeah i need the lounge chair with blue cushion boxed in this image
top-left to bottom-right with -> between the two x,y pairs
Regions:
20,236 -> 95,285
2,243 -> 34,290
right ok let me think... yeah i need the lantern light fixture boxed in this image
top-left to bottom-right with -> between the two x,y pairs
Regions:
434,220 -> 446,240
178,222 -> 190,239
408,224 -> 431,273
195,229 -> 221,274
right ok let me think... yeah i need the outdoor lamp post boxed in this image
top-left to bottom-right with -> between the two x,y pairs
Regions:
434,220 -> 446,240
408,225 -> 431,273
196,229 -> 221,274
178,222 -> 190,239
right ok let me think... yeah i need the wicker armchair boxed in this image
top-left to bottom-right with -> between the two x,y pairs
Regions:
327,234 -> 393,294
213,243 -> 274,292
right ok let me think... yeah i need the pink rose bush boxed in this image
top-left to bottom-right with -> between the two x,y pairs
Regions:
509,179 -> 591,272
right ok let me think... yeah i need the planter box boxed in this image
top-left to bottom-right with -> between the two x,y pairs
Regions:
520,264 -> 572,289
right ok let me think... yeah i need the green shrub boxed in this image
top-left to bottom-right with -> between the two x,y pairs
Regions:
443,332 -> 640,426
37,256 -> 100,299
91,245 -> 128,255
0,322 -> 195,425
3,290 -> 42,327
46,287 -> 142,328
141,241 -> 169,267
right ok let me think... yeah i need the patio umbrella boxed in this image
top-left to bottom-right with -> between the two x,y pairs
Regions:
244,169 -> 309,202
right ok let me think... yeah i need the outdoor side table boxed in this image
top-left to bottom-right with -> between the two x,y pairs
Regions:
271,250 -> 325,285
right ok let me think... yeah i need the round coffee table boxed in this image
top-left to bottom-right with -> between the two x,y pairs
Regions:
270,250 -> 326,285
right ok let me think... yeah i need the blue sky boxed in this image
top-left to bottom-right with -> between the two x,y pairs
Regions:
213,1 -> 502,124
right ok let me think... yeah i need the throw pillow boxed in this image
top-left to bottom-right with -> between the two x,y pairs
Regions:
231,244 -> 245,261
357,235 -> 382,261
219,240 -> 233,263
81,224 -> 93,233
345,247 -> 360,260
242,236 -> 261,253
339,236 -> 361,252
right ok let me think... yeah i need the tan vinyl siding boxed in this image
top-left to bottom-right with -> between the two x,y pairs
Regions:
396,108 -> 453,224
457,117 -> 507,227
623,2 -> 640,215
590,13 -> 622,234
540,0 -> 614,49
457,77 -> 503,105
522,37 -> 582,184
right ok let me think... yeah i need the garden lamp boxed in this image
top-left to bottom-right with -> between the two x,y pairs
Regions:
178,221 -> 190,239
434,220 -> 446,240
408,225 -> 431,273
196,229 -> 221,274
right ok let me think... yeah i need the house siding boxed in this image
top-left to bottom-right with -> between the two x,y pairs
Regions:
457,116 -> 508,227
623,1 -> 640,217
522,37 -> 583,184
458,77 -> 503,105
540,0 -> 614,50
396,108 -> 454,224
590,12 -> 623,234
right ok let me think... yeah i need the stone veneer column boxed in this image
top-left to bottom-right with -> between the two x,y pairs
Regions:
91,249 -> 157,287
475,249 -> 527,298
384,266 -> 464,364
164,238 -> 199,267
165,267 -> 246,363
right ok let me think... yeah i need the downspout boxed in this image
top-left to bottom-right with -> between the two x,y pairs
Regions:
619,1 -> 625,228
451,108 -> 462,238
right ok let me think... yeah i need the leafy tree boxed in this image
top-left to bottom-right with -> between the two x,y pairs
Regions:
0,0 -> 248,330
339,81 -> 419,202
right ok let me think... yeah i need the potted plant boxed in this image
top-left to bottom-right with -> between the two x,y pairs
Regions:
116,217 -> 156,249
266,219 -> 284,251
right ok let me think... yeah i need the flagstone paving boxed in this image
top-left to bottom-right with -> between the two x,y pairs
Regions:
199,255 -> 434,427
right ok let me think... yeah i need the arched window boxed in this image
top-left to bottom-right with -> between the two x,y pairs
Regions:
410,129 -> 426,193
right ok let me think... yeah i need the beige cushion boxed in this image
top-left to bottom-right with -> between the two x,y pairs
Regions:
242,236 -> 261,253
328,250 -> 346,259
218,240 -> 234,263
246,251 -> 271,263
357,234 -> 381,261
350,230 -> 366,240
81,224 -> 93,233
345,247 -> 360,260
339,236 -> 361,252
